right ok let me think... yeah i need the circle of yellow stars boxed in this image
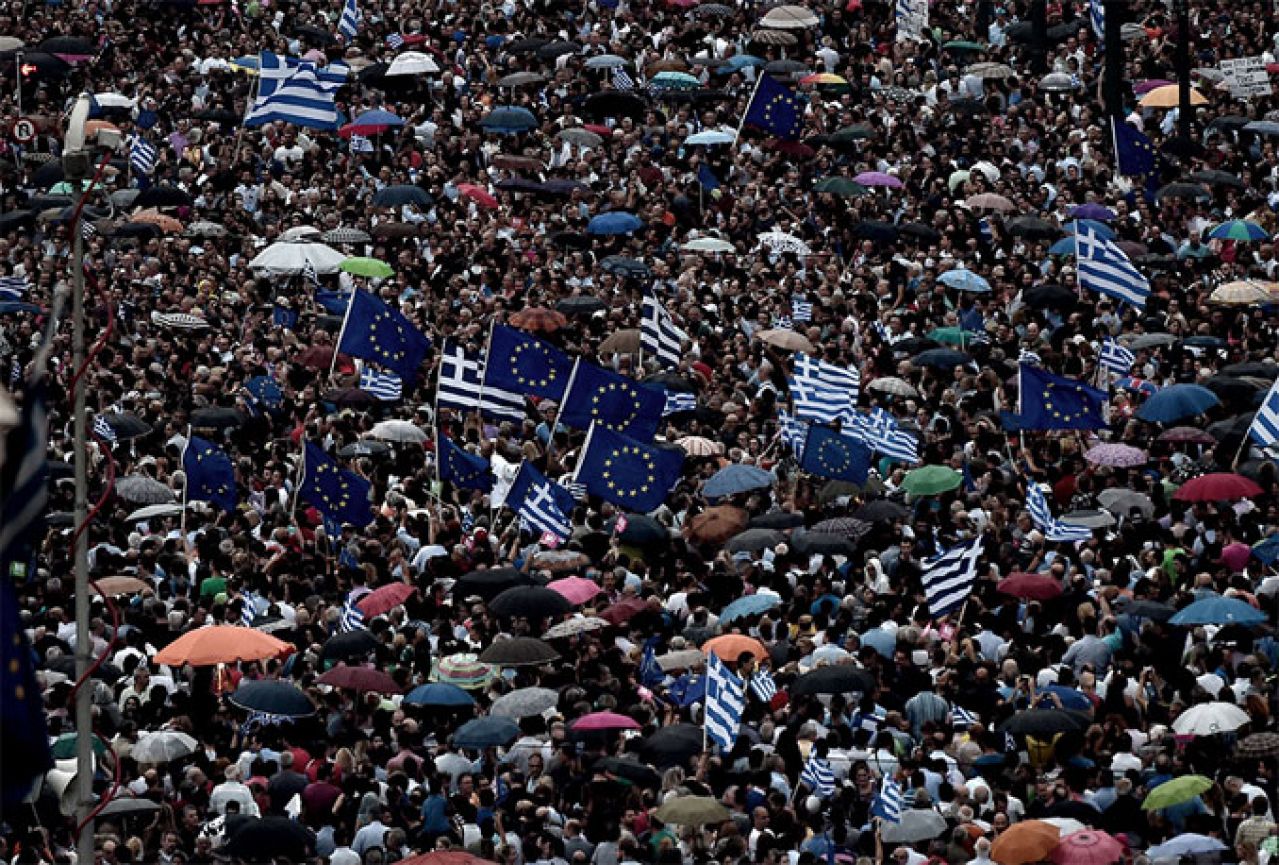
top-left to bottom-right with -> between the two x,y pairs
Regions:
370,310 -> 410,363
314,460 -> 356,512
191,448 -> 232,501
600,444 -> 657,497
590,381 -> 639,430
1041,383 -> 1092,424
761,93 -> 794,132
511,341 -> 560,390
814,437 -> 851,475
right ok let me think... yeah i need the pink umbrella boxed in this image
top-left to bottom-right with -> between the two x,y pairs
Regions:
1132,79 -> 1173,95
1049,830 -> 1125,865
1222,541 -> 1253,573
547,576 -> 602,606
458,182 -> 500,210
1083,443 -> 1147,468
853,171 -> 903,189
571,711 -> 642,732
357,583 -> 416,617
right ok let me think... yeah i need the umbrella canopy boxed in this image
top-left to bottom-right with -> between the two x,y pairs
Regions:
488,586 -> 573,620
1142,775 -> 1213,810
1050,830 -> 1122,865
901,465 -> 962,496
509,306 -> 568,333
991,820 -> 1061,865
656,649 -> 706,671
1173,473 -> 1264,501
640,724 -> 704,767
339,256 -> 395,278
720,594 -> 782,623
755,328 -> 815,352
546,576 -> 602,606
687,506 -> 749,544
790,664 -> 876,695
453,567 -> 541,599
654,796 -> 730,825
997,573 -> 1063,600
91,576 -> 152,597
938,269 -> 993,292
998,709 -> 1090,735
356,583 -> 416,617
154,626 -> 290,667
490,687 -> 559,718
881,810 -> 949,844
1135,384 -> 1220,422
248,240 -> 348,275
222,817 -> 316,861
572,711 -> 642,732
1147,836 -> 1228,859
322,629 -> 379,660
433,654 -> 496,689
1083,443 -> 1146,467
1169,596 -> 1266,626
454,716 -> 521,749
369,420 -> 427,443
703,634 -> 769,663
115,475 -> 174,504
1096,488 -> 1154,518
403,682 -> 476,708
703,464 -> 772,498
372,184 -> 433,208
912,349 -> 972,370
1140,84 -> 1208,107
587,211 -> 643,235
1209,219 -> 1269,242
726,528 -> 787,553
317,664 -> 401,693
1170,701 -> 1251,736
1158,426 -> 1217,445
477,636 -> 559,666
228,680 -> 315,717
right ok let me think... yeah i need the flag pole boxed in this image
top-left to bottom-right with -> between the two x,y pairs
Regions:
475,319 -> 497,427
179,425 -> 191,551
572,421 -> 598,489
549,358 -> 580,456
734,74 -> 766,144
329,286 -> 358,383
290,440 -> 306,522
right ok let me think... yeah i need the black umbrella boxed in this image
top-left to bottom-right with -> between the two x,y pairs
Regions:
639,723 -> 704,768
478,636 -> 560,666
453,567 -> 542,600
1046,800 -> 1102,824
1007,216 -> 1061,239
1205,377 -> 1262,403
133,186 -> 194,209
496,177 -> 546,194
854,220 -> 899,243
488,586 -> 573,619
853,499 -> 910,522
1208,115 -> 1250,132
100,412 -> 152,440
555,296 -> 607,316
899,222 -> 942,244
892,337 -> 940,355
1156,182 -> 1210,202
790,531 -> 857,557
229,680 -> 315,717
643,372 -> 698,393
507,37 -> 550,54
194,107 -> 240,125
322,629 -> 378,660
1222,362 -> 1279,379
549,230 -> 591,249
583,91 -> 648,121
16,52 -> 70,78
40,36 -> 95,55
0,210 -> 36,232
1023,284 -> 1078,309
190,407 -> 246,430
1120,599 -> 1175,620
749,511 -> 806,530
790,665 -> 876,696
324,387 -> 379,408
605,514 -> 667,545
294,23 -> 337,45
222,816 -> 317,861
537,40 -> 579,59
997,709 -> 1091,735
725,528 -> 786,553
595,756 -> 663,787
337,440 -> 392,458
1187,169 -> 1245,188
600,256 -> 651,280
372,184 -> 432,209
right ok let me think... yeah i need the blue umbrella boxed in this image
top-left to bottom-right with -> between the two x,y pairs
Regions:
1169,595 -> 1267,626
403,682 -> 476,708
480,106 -> 538,133
1070,203 -> 1116,221
718,55 -> 765,72
1049,237 -> 1077,256
1064,219 -> 1116,240
587,211 -> 643,235
1184,335 -> 1228,350
912,348 -> 972,370
703,464 -> 773,498
228,681 -> 315,717
372,184 -> 433,208
1041,684 -> 1092,711
347,108 -> 405,131
1115,377 -> 1159,397
453,715 -> 520,748
860,629 -> 896,659
937,269 -> 991,293
1253,535 -> 1279,565
720,594 -> 781,623
1208,219 -> 1269,242
1135,384 -> 1221,422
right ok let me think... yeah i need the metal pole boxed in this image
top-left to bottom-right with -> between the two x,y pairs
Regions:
15,50 -> 22,116
1102,0 -> 1125,119
1028,0 -> 1048,75
1175,0 -> 1193,142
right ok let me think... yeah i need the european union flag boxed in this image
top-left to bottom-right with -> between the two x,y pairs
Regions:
558,360 -> 665,440
0,576 -> 51,806
272,303 -> 298,330
484,324 -> 573,401
799,424 -> 872,484
574,423 -> 684,513
315,289 -> 352,315
337,289 -> 431,386
743,74 -> 803,140
697,163 -> 721,191
1016,364 -> 1108,430
1,375 -> 48,585
1113,118 -> 1156,179
300,441 -> 373,527
438,434 -> 493,492
243,376 -> 284,415
182,436 -> 237,512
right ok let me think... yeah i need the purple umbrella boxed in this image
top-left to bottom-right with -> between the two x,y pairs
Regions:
1084,443 -> 1147,468
1070,203 -> 1115,221
854,171 -> 904,189
1133,79 -> 1174,95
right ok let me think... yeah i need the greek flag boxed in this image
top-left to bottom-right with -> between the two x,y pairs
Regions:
0,276 -> 30,300
790,353 -> 859,425
663,391 -> 697,416
359,368 -> 403,401
240,592 -> 262,627
1017,348 -> 1042,367
704,652 -> 745,749
871,777 -> 904,824
778,409 -> 809,457
801,753 -> 836,798
1100,337 -> 1135,376
436,339 -> 525,422
1250,378 -> 1279,450
750,670 -> 778,702
792,297 -> 814,322
129,136 -> 158,180
302,258 -> 321,288
1026,483 -> 1092,542
849,408 -> 918,464
386,33 -> 405,49
337,0 -> 362,41
612,66 -> 636,91
951,704 -> 979,727
1089,0 -> 1105,39
641,293 -> 682,368
856,707 -> 886,733
339,592 -> 367,632
349,133 -> 374,153
246,52 -> 346,130
774,315 -> 793,330
510,462 -> 575,540
92,415 -> 117,442
921,537 -> 983,617
1076,225 -> 1150,309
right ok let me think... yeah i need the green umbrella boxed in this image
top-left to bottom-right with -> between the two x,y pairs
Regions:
830,123 -> 873,142
943,40 -> 986,52
51,732 -> 108,759
49,180 -> 105,194
927,327 -> 975,347
812,177 -> 868,197
339,256 -> 395,278
901,465 -> 962,496
1142,774 -> 1213,810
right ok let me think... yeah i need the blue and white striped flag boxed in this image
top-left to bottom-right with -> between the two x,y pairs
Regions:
872,777 -> 904,824
950,704 -> 979,728
1089,0 -> 1105,39
1026,483 -> 1092,542
337,0 -> 362,41
240,592 -> 261,627
1100,337 -> 1135,376
246,52 -> 347,131
129,137 -> 158,180
612,66 -> 636,91
339,592 -> 367,632
349,133 -> 374,153
1076,225 -> 1150,309
92,415 -> 117,442
385,33 -> 405,49
510,462 -> 575,541
800,753 -> 836,798
641,293 -> 683,368
704,652 -> 745,749
436,339 -> 526,423
856,707 -> 886,734
778,409 -> 809,457
663,390 -> 697,417
359,368 -> 403,401
1250,378 -> 1279,450
790,353 -> 859,426
750,670 -> 778,702
848,408 -> 918,464
921,537 -> 983,617
1017,348 -> 1042,367
0,276 -> 31,300
774,315 -> 793,330
792,297 -> 814,322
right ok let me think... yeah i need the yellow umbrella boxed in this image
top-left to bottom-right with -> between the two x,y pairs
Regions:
1209,280 -> 1275,306
1139,84 -> 1208,108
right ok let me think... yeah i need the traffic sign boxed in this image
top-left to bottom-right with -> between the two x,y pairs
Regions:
11,118 -> 36,143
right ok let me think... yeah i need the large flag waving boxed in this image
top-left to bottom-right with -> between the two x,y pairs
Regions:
299,441 -> 373,527
557,360 -> 665,440
484,325 -> 573,401
337,289 -> 431,386
574,423 -> 684,513
183,436 -> 237,512
1014,364 -> 1107,431
507,462 -> 576,540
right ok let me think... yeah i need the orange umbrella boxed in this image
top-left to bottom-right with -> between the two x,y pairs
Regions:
131,209 -> 184,233
702,634 -> 769,663
91,576 -> 150,596
1139,84 -> 1208,108
991,820 -> 1061,865
508,306 -> 567,333
154,626 -> 291,667
686,506 -> 748,545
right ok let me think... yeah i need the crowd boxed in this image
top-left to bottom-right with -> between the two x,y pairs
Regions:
3,0 -> 1279,863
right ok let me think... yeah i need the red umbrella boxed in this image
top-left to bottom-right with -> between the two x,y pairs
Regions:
583,123 -> 613,137
1173,473 -> 1264,502
1158,426 -> 1217,445
1049,831 -> 1125,865
509,306 -> 568,333
400,853 -> 497,865
571,711 -> 642,732
457,183 -> 499,210
998,572 -> 1064,601
317,664 -> 402,693
357,583 -> 416,617
599,596 -> 648,625
547,576 -> 602,606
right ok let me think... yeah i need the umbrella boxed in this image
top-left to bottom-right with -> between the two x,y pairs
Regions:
867,377 -> 918,398
222,817 -> 316,861
912,349 -> 972,370
854,171 -> 903,189
454,716 -> 520,749
588,211 -> 644,235
600,597 -> 649,626
337,441 -> 391,459
453,566 -> 541,600
50,733 -> 107,759
966,193 -> 1016,212
498,71 -> 546,87
547,577 -> 602,606
1083,443 -> 1146,467
371,184 -> 433,209
481,106 -> 539,133
757,230 -> 811,255
854,500 -> 910,522
938,269 -> 993,292
991,821 -> 1061,865
1147,836 -> 1228,859
682,237 -> 736,253
1169,596 -> 1266,626
322,227 -> 372,245
1050,831 -> 1123,865
400,854 -> 495,865
490,687 -> 558,718
115,476 -> 173,504
573,711 -> 642,732
189,407 -> 245,430
1119,599 -> 1175,621
317,664 -> 401,693
1140,85 -> 1208,107
488,586 -> 573,619
585,54 -> 629,69
322,629 -> 379,660
558,127 -> 604,148
403,683 -> 476,708
1060,510 -> 1114,529
91,576 -> 151,597
249,240 -> 348,275
703,464 -> 772,498
509,306 -> 568,333
998,573 -> 1063,601
1188,169 -> 1245,188
339,256 -> 395,279
600,256 -> 651,280
756,328 -> 815,352
606,514 -> 668,545
688,506 -> 749,544
583,91 -> 648,120
998,709 -> 1090,735
1135,384 -> 1220,422
656,649 -> 705,671
881,810 -> 949,844
543,616 -> 610,639
929,327 -> 979,347
686,129 -> 737,146
530,550 -> 590,574
154,626 -> 290,667
97,797 -> 161,818
654,796 -> 730,825
1171,701 -> 1251,736
676,436 -> 721,457
478,637 -> 559,666
790,665 -> 875,695
790,531 -> 857,557
1173,473 -> 1263,502
228,681 -> 315,717
811,517 -> 870,539
1209,220 -> 1268,242
640,723 -> 704,768
597,329 -> 642,354
812,176 -> 868,196
1008,216 -> 1062,239
1235,733 -> 1279,759
720,594 -> 782,623
901,466 -> 962,496
702,634 -> 768,663
369,420 -> 427,443
726,528 -> 786,553
1142,775 -> 1213,810
759,4 -> 820,28
1158,426 -> 1216,445
1096,488 -> 1154,518
1024,284 -> 1078,309
433,654 -> 496,689
1156,181 -> 1211,202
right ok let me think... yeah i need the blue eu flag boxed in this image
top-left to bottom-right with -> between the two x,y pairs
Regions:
438,434 -> 493,492
559,360 -> 665,440
337,289 -> 431,386
182,436 -> 237,512
300,441 -> 373,527
484,324 -> 573,401
743,75 -> 803,140
1112,118 -> 1157,179
575,423 -> 684,512
315,289 -> 352,315
697,163 -> 721,190
1016,364 -> 1108,430
0,375 -> 48,584
0,576 -> 51,806
243,376 -> 284,415
799,424 -> 872,484
273,303 -> 299,330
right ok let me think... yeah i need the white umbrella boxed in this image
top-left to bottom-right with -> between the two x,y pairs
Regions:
1171,701 -> 1250,736
132,731 -> 198,763
584,54 -> 629,70
490,686 -> 558,718
759,5 -> 820,28
387,51 -> 440,76
93,92 -> 136,109
368,421 -> 427,444
1041,818 -> 1087,836
248,240 -> 348,276
681,237 -> 735,253
279,225 -> 323,241
757,231 -> 811,255
866,376 -> 918,398
126,503 -> 186,522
